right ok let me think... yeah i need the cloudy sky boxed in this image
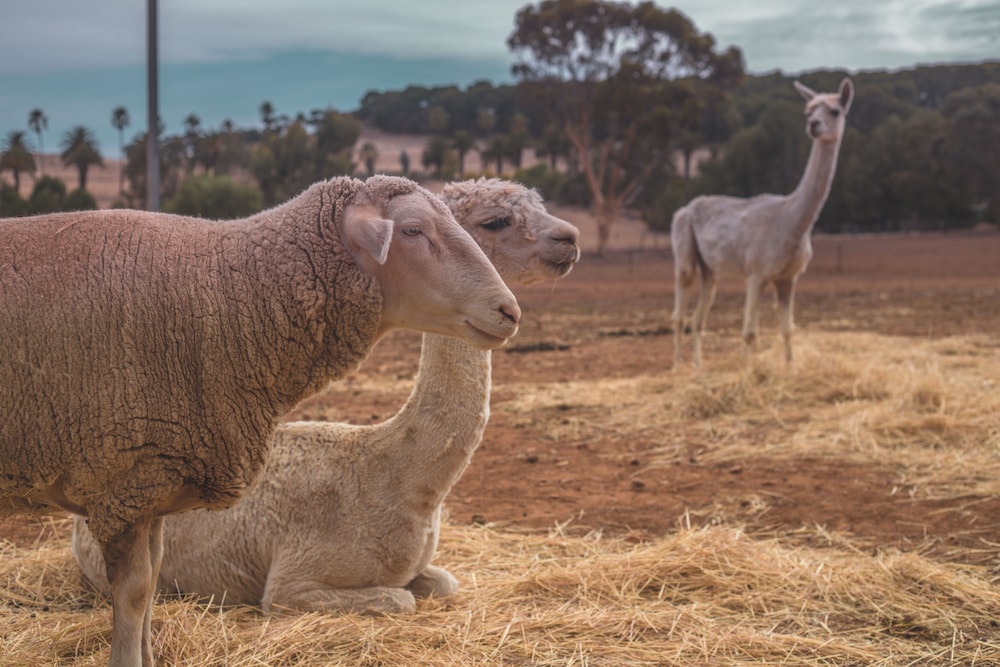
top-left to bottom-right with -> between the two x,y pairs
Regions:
1,0 -> 998,156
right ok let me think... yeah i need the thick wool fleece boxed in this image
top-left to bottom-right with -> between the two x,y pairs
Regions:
0,176 -> 402,543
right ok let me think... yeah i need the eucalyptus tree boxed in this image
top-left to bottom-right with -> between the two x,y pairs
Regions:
508,0 -> 744,254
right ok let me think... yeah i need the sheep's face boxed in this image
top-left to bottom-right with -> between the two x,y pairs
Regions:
443,179 -> 580,286
795,78 -> 852,144
342,190 -> 520,350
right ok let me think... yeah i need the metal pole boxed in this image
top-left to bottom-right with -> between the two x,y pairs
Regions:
146,0 -> 160,211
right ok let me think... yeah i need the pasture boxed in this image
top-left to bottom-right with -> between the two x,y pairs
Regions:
3,223 -> 1000,665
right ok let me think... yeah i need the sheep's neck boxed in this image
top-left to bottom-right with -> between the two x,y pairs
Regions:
220,201 -> 382,420
379,333 -> 492,506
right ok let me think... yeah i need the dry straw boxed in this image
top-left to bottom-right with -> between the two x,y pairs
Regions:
4,329 -> 1000,665
4,518 -> 1000,666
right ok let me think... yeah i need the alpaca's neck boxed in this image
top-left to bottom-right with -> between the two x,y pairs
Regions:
785,136 -> 842,237
377,333 -> 492,506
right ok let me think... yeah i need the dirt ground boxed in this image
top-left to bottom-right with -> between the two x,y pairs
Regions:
285,226 -> 1000,566
3,166 -> 999,575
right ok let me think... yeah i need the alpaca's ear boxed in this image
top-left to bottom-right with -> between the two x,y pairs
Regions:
342,204 -> 393,266
794,80 -> 816,101
839,78 -> 854,114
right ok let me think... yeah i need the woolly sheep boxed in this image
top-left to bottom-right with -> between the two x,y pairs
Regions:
1,175 -> 520,667
73,178 -> 580,615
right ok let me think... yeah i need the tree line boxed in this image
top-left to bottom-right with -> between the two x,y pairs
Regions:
1,0 -> 998,252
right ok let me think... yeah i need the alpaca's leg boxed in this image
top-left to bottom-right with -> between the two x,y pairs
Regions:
408,565 -> 459,599
262,555 -> 417,615
741,275 -> 765,362
263,581 -> 417,615
671,270 -> 695,368
102,520 -> 157,667
775,277 -> 796,364
691,269 -> 717,368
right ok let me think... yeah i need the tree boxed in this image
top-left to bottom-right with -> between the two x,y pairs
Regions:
508,0 -> 744,254
422,136 -> 450,177
0,130 -> 36,193
28,108 -> 48,175
451,130 -> 475,177
111,106 -> 130,194
479,135 -> 507,175
259,101 -> 278,134
59,126 -> 103,190
359,142 -> 379,176
183,112 -> 202,173
940,83 -> 1000,223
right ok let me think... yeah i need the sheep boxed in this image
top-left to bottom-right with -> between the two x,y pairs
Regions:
1,174 -> 521,667
72,178 -> 580,615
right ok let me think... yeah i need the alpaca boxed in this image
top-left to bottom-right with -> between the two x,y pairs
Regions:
72,179 -> 580,615
671,78 -> 854,367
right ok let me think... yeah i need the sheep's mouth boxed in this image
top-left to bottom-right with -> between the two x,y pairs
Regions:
463,321 -> 516,350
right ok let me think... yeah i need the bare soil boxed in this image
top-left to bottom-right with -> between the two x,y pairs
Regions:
3,157 -> 1000,574
292,228 -> 1000,566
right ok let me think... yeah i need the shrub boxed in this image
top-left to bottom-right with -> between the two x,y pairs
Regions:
164,175 -> 264,219
65,188 -> 98,212
28,176 -> 67,214
0,184 -> 26,217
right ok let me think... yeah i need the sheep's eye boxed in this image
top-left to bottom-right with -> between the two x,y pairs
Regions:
831,109 -> 840,118
402,226 -> 422,237
482,217 -> 510,230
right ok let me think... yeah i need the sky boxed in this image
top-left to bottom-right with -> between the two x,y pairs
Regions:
1,0 -> 998,158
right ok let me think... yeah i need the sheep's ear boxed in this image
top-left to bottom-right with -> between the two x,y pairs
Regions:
342,205 -> 393,266
838,78 -> 854,114
794,80 -> 816,101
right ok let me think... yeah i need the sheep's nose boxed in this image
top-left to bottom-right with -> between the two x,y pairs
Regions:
500,301 -> 521,326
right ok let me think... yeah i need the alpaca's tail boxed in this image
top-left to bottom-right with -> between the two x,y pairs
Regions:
670,201 -> 701,286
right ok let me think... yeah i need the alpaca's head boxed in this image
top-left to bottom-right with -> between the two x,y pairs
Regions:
441,178 -> 580,286
794,78 -> 853,144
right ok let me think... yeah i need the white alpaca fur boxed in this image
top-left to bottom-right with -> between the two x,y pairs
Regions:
671,78 -> 854,367
73,179 -> 580,615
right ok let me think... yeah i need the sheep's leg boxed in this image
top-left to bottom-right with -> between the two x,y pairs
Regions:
141,517 -> 165,665
774,277 -> 796,365
741,275 -> 765,363
671,270 -> 695,369
408,565 -> 459,599
691,268 -> 717,368
102,519 -> 157,667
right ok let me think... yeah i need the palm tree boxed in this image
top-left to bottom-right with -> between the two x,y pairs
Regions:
1,130 -> 37,192
259,101 -> 277,134
183,112 -> 202,173
111,106 -> 130,194
28,108 -> 48,175
59,126 -> 103,190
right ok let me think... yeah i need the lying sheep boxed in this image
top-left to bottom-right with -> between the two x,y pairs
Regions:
1,175 -> 520,667
73,178 -> 580,615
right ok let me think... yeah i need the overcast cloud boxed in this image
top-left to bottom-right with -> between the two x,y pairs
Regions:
2,0 -> 998,75
1,1 -> 997,157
